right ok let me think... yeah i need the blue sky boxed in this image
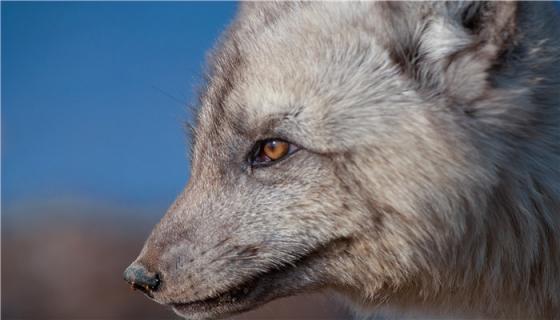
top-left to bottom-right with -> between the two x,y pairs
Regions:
2,2 -> 237,210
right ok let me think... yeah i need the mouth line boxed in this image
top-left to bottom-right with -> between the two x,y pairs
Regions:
170,276 -> 260,311
170,255 -> 294,314
169,237 -> 352,316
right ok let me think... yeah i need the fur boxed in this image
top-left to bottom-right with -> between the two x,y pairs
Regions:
127,2 -> 560,319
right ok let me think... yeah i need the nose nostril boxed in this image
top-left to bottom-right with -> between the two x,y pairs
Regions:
124,263 -> 161,294
146,272 -> 161,291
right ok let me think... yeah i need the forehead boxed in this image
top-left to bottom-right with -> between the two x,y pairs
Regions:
194,2 -> 404,153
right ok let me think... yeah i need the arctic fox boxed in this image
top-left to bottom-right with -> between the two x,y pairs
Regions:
125,2 -> 560,319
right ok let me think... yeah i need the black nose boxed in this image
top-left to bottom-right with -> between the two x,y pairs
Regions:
123,263 -> 161,294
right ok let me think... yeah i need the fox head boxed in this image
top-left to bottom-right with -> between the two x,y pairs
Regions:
125,2 -> 559,319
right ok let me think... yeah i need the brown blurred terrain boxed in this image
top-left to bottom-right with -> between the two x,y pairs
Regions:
2,200 -> 352,319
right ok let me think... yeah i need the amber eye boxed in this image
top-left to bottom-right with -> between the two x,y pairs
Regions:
250,139 -> 298,167
263,140 -> 289,160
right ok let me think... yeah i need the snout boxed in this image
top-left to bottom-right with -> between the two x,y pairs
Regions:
123,262 -> 161,296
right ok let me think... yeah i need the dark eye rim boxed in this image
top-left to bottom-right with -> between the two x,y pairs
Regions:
248,138 -> 300,168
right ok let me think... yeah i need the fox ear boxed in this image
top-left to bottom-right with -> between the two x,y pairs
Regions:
389,2 -> 518,105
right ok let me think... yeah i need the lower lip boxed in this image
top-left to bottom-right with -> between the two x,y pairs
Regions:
171,290 -> 249,311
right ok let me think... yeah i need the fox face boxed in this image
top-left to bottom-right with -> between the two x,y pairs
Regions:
125,2 -> 560,319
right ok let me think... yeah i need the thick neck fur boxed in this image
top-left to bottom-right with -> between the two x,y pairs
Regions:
346,166 -> 560,318
347,3 -> 560,318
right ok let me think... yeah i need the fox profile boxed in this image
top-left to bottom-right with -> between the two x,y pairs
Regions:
124,2 -> 560,319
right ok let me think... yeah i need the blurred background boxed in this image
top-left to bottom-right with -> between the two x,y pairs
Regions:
1,2 -> 351,319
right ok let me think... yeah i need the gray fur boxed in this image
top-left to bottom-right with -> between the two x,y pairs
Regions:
128,2 -> 560,319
